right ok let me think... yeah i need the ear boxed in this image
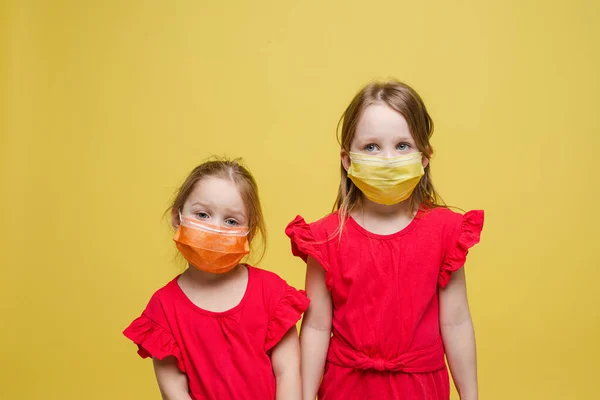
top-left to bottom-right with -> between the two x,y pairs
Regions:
171,208 -> 180,230
421,155 -> 429,169
340,149 -> 351,171
422,145 -> 432,169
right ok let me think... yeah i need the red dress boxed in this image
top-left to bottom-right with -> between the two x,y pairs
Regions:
286,207 -> 484,400
123,265 -> 309,400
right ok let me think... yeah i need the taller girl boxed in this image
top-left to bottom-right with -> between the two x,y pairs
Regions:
286,81 -> 484,400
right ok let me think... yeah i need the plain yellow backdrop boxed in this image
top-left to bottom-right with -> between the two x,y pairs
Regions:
2,1 -> 599,399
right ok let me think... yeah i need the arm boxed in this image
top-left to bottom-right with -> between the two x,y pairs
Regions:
152,357 -> 193,400
272,327 -> 302,400
439,267 -> 478,400
300,256 -> 333,400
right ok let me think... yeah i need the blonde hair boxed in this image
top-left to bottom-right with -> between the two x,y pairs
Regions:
169,157 -> 267,262
334,80 -> 445,229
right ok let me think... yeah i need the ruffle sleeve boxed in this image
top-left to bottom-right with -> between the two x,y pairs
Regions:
438,210 -> 484,288
265,286 -> 310,352
285,215 -> 333,289
123,313 -> 185,373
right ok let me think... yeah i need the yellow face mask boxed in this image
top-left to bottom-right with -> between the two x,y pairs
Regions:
347,152 -> 424,206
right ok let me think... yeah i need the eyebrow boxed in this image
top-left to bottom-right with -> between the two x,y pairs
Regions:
225,207 -> 246,218
191,201 -> 210,208
357,135 -> 414,143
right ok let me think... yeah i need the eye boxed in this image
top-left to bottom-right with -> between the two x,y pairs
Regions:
224,218 -> 239,226
364,144 -> 379,152
397,143 -> 410,151
196,212 -> 209,219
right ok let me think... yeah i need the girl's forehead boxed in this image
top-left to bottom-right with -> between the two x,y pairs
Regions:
355,104 -> 412,141
186,177 -> 246,213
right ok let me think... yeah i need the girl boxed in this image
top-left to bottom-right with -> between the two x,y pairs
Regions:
124,159 -> 309,400
286,81 -> 484,400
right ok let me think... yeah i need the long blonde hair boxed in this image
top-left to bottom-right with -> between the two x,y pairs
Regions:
334,80 -> 445,228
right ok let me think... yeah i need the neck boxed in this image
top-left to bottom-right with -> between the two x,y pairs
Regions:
350,196 -> 419,235
184,263 -> 243,284
357,196 -> 415,219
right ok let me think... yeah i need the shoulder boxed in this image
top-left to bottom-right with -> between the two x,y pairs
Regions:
143,277 -> 180,315
420,206 -> 463,223
247,265 -> 304,312
419,207 -> 485,245
419,207 -> 478,230
286,212 -> 340,239
312,212 -> 340,229
418,207 -> 484,237
248,265 -> 295,302
249,265 -> 287,287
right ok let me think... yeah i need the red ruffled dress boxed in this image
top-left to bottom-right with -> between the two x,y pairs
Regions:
123,265 -> 309,400
286,207 -> 484,400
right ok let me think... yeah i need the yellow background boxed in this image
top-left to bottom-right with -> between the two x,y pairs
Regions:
2,1 -> 599,399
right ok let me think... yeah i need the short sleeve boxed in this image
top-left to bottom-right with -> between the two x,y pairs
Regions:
123,294 -> 185,373
438,210 -> 484,288
285,215 -> 333,289
265,285 -> 310,352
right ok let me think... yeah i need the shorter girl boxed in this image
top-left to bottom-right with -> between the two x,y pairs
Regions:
124,159 -> 309,400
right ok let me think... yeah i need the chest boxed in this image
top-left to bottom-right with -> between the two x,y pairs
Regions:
165,292 -> 268,354
327,230 -> 445,303
183,281 -> 247,313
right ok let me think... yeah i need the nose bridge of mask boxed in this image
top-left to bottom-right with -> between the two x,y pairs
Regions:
178,211 -> 250,236
350,158 -> 423,183
349,151 -> 423,166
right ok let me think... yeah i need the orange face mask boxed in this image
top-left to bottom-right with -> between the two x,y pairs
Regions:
173,213 -> 250,274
